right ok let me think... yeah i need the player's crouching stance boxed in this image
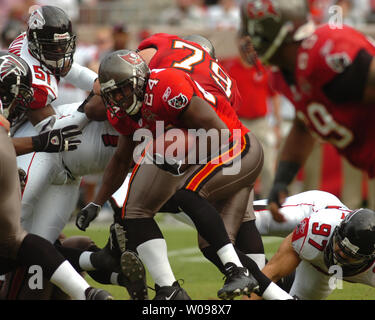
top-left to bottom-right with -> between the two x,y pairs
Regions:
252,208 -> 375,300
76,49 -> 297,300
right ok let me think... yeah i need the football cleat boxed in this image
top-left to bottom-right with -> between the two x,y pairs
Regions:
119,250 -> 148,300
109,222 -> 127,254
85,287 -> 114,300
153,281 -> 191,300
217,263 -> 259,300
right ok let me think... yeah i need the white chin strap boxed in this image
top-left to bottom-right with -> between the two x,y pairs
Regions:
261,19 -> 316,64
126,96 -> 141,115
261,22 -> 294,63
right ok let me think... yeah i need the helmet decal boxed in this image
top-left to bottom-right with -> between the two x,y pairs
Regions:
246,0 -> 279,20
119,52 -> 144,66
0,54 -> 27,81
167,93 -> 189,110
28,8 -> 46,30
53,32 -> 71,41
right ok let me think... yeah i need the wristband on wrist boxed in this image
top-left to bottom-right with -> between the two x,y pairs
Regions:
31,135 -> 42,152
274,161 -> 301,185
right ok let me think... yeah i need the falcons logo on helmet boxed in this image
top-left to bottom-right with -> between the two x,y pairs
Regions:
0,55 -> 27,82
119,52 -> 144,66
246,0 -> 279,19
28,7 -> 46,30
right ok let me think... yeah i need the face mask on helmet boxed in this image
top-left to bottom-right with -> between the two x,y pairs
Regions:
29,31 -> 76,76
101,76 -> 147,118
324,209 -> 375,272
326,228 -> 371,268
8,85 -> 34,125
0,52 -> 33,124
99,50 -> 150,118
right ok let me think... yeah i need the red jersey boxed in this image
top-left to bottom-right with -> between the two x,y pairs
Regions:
288,24 -> 375,177
107,67 -> 248,137
137,33 -> 242,111
221,57 -> 275,119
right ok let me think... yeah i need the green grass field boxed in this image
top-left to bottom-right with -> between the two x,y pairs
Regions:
62,215 -> 375,300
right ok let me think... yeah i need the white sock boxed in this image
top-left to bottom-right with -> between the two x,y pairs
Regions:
262,282 -> 293,300
217,243 -> 243,267
50,260 -> 90,300
78,251 -> 95,271
247,253 -> 266,269
137,238 -> 176,287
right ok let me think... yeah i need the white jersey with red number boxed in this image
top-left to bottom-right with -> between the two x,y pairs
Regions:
8,33 -> 97,113
289,202 -> 375,299
158,189 -> 375,299
253,190 -> 347,237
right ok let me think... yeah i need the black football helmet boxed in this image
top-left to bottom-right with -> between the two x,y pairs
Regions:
324,208 -> 375,276
240,0 -> 315,63
182,34 -> 216,59
27,5 -> 76,76
99,50 -> 150,117
0,51 -> 33,124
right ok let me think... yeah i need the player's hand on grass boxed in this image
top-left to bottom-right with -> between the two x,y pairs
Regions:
267,182 -> 288,223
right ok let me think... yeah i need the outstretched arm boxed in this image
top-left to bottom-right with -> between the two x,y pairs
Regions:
76,134 -> 135,231
12,125 -> 82,156
251,233 -> 301,300
268,116 -> 316,222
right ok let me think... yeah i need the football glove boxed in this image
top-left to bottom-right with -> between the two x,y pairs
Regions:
32,125 -> 82,153
76,202 -> 102,231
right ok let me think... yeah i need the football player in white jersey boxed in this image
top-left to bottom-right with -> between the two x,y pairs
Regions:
0,51 -> 113,300
11,101 -> 148,300
252,200 -> 375,299
15,101 -> 117,242
8,5 -> 99,133
145,189 -> 375,300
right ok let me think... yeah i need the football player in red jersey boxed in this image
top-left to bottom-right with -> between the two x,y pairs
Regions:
134,32 -> 282,296
75,49 -> 290,300
241,0 -> 375,221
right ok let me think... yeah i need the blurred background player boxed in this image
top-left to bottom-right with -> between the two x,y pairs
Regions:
240,0 -> 375,221
221,33 -> 281,200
